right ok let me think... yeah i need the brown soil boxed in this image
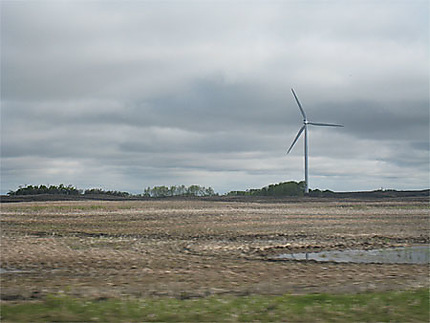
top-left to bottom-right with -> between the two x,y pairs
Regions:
1,198 -> 429,301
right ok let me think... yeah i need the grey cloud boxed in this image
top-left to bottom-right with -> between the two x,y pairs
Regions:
1,1 -> 429,194
309,100 -> 429,141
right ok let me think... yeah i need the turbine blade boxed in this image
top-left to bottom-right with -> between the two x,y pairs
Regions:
308,122 -> 344,127
287,125 -> 306,154
291,88 -> 307,120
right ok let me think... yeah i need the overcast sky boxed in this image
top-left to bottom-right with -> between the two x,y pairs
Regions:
1,0 -> 429,194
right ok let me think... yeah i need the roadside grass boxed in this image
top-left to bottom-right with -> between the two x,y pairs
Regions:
2,288 -> 428,322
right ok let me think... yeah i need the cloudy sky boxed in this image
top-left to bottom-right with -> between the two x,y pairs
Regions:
1,0 -> 429,194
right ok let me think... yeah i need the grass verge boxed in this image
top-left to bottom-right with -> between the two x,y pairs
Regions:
1,288 -> 428,322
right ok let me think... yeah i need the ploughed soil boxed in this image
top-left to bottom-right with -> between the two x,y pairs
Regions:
1,197 -> 429,301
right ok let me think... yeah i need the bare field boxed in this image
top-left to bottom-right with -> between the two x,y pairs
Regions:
1,198 -> 429,301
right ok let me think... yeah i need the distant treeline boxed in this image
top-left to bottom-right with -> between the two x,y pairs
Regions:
6,183 -> 429,200
143,185 -> 216,197
227,181 -> 307,197
226,181 -> 334,197
8,184 -> 81,196
7,184 -> 216,198
7,185 -> 130,197
225,182 -> 429,198
82,188 -> 130,197
7,182 -> 319,198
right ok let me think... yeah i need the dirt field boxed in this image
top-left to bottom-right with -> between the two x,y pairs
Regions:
1,197 -> 429,301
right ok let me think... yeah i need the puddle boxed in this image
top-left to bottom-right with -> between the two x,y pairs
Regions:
276,246 -> 429,264
0,268 -> 31,274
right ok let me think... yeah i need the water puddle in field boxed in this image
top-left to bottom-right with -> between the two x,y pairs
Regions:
0,268 -> 31,274
276,246 -> 429,264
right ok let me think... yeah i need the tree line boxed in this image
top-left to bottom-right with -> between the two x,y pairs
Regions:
227,181 -> 307,197
7,184 -> 81,196
143,185 -> 216,197
226,181 -> 337,197
7,182 -> 332,198
7,184 -> 216,198
7,185 -> 130,197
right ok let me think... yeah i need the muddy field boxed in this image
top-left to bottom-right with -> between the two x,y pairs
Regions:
1,197 -> 429,301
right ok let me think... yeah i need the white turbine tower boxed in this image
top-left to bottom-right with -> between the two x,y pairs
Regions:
287,88 -> 343,194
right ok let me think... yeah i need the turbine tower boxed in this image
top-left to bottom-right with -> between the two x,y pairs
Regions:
287,88 -> 343,194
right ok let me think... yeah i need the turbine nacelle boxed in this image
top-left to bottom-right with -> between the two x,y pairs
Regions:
288,89 -> 343,154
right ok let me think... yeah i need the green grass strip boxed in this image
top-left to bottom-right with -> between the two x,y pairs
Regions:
1,288 -> 428,322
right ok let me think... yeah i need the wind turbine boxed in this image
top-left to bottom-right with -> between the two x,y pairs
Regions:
287,88 -> 343,194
